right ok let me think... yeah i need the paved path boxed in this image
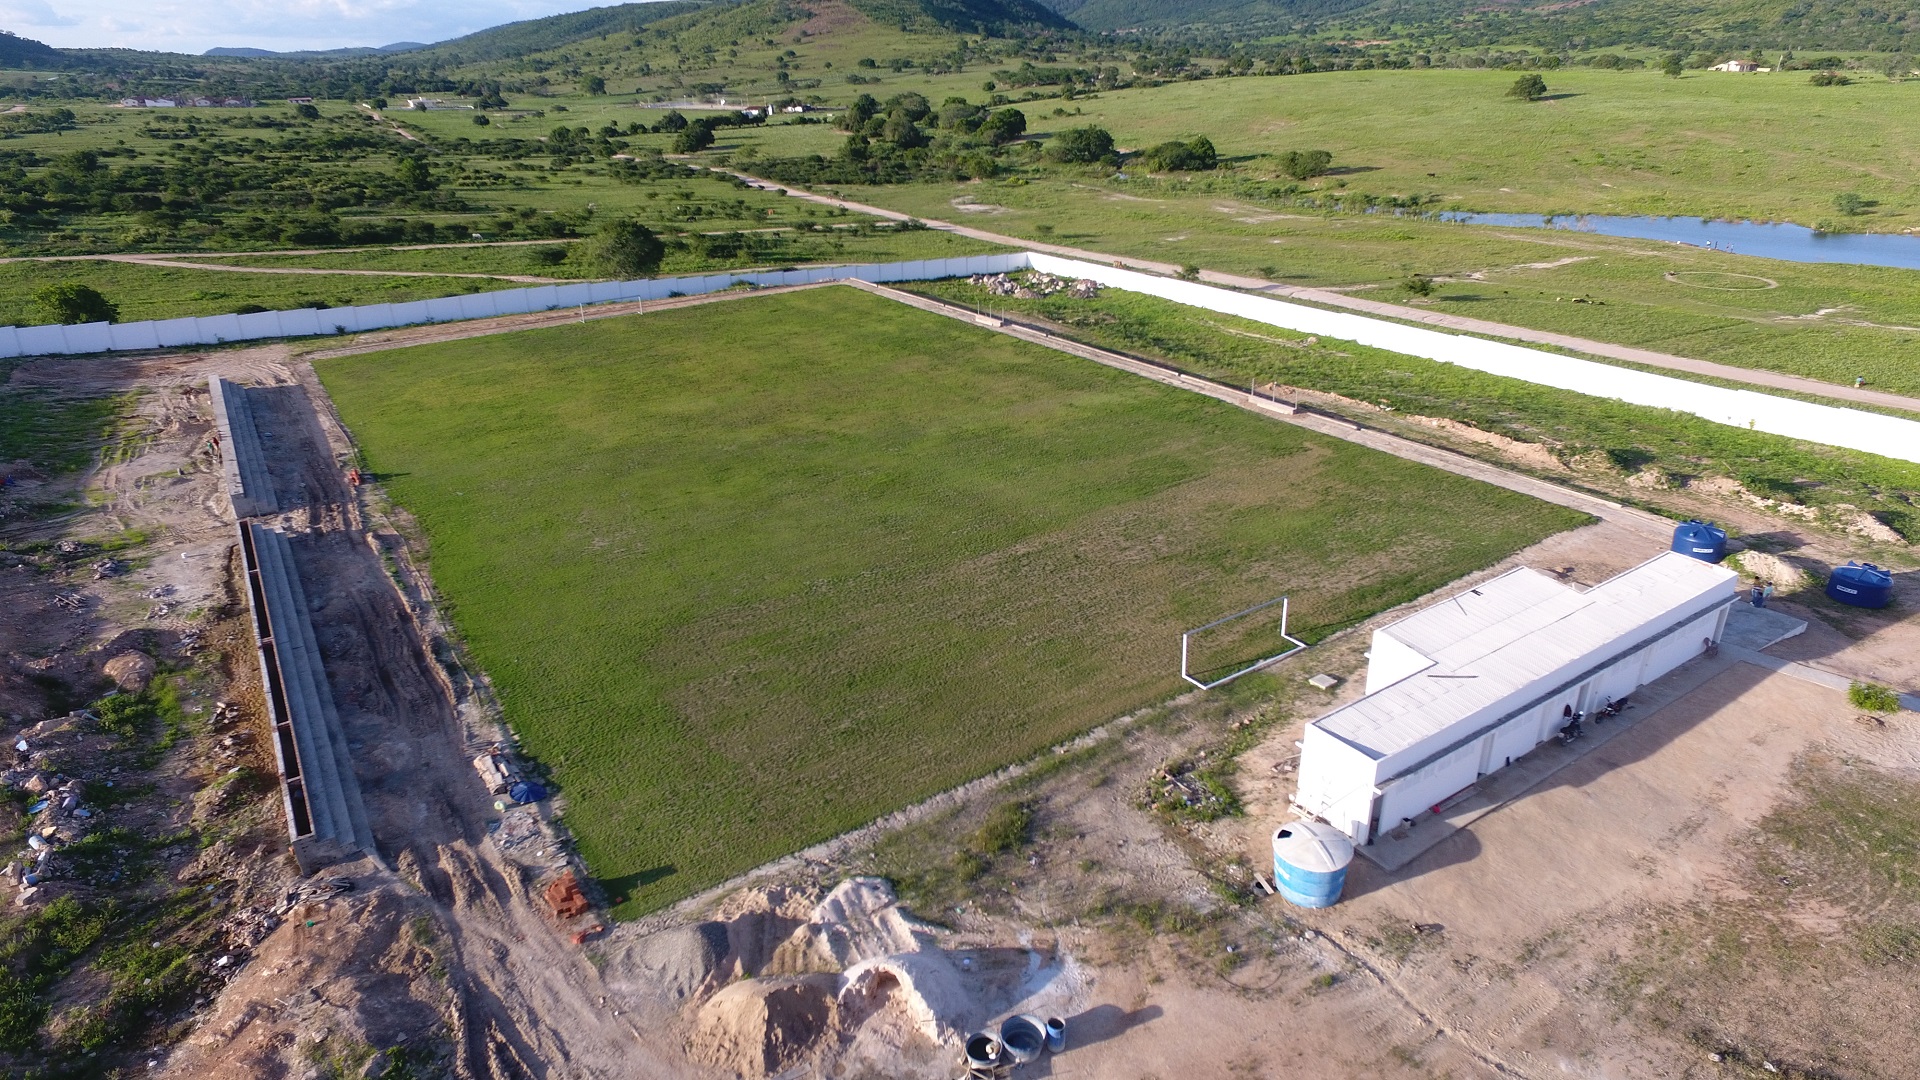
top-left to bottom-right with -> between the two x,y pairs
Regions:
725,170 -> 1920,416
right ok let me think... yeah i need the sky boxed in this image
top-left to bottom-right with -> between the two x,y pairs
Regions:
0,0 -> 647,54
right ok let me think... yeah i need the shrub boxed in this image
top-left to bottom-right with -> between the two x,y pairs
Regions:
35,283 -> 119,325
1850,681 -> 1901,714
1834,191 -> 1868,215
1811,71 -> 1852,86
1507,74 -> 1548,100
1277,148 -> 1332,180
1141,135 -> 1218,172
968,800 -> 1032,856
1046,125 -> 1115,164
977,107 -> 1027,146
1404,274 -> 1436,297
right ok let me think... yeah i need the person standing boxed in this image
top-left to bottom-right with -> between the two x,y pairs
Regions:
1763,580 -> 1776,606
1751,581 -> 1765,607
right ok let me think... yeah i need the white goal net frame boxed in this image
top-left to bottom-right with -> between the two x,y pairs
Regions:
1179,595 -> 1308,690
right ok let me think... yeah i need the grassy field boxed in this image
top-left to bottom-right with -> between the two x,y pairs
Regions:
909,278 -> 1920,539
316,286 -> 1583,915
741,175 -> 1920,398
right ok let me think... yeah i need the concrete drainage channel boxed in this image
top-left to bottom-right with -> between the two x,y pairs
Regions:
216,377 -> 378,873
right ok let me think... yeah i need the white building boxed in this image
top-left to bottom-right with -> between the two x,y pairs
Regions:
1712,59 -> 1760,72
1293,552 -> 1739,844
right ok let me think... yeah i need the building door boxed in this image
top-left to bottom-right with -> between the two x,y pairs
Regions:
1477,732 -> 1496,776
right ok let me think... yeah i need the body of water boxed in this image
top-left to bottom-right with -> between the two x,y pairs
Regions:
1444,212 -> 1920,271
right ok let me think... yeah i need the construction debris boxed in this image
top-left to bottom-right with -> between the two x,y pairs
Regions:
544,870 -> 591,920
967,272 -> 1100,300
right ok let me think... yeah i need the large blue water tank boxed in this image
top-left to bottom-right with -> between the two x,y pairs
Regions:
1272,821 -> 1355,908
1826,562 -> 1893,609
1671,519 -> 1727,563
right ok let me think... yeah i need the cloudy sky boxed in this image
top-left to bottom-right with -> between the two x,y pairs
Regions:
1,0 -> 640,54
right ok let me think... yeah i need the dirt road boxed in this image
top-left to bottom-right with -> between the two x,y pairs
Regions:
721,169 -> 1920,416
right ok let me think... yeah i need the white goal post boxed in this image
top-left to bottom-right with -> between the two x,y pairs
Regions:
1180,595 -> 1308,690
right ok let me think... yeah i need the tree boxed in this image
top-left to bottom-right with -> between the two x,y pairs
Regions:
658,109 -> 688,133
839,94 -> 879,132
1810,70 -> 1852,86
880,111 -> 927,149
584,75 -> 606,95
1278,148 -> 1333,179
1045,125 -> 1115,164
295,103 -> 321,120
472,113 -> 491,126
1834,191 -> 1868,215
396,156 -> 436,190
1507,74 -> 1547,100
672,121 -> 715,153
1885,54 -> 1910,81
36,283 -> 118,325
1662,53 -> 1685,78
977,107 -> 1027,146
587,220 -> 664,278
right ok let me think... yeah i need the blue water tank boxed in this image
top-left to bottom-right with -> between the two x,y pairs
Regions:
1826,562 -> 1893,609
1671,519 -> 1727,563
1272,821 -> 1355,908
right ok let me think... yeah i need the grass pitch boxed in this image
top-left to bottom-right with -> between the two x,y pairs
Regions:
317,286 -> 1583,915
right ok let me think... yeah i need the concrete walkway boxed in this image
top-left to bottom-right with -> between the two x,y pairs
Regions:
724,169 -> 1920,416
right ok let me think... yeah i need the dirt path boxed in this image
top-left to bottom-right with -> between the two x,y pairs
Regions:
721,170 -> 1920,415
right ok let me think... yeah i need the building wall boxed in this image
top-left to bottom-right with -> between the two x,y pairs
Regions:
1312,596 -> 1735,843
1294,726 -> 1380,843
1364,629 -> 1432,694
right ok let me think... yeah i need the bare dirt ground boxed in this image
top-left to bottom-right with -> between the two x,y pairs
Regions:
9,286 -> 1914,1079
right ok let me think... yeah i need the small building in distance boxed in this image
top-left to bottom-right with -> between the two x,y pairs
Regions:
1292,552 -> 1739,845
1711,59 -> 1761,72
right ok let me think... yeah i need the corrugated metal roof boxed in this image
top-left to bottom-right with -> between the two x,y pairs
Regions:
1314,552 -> 1737,761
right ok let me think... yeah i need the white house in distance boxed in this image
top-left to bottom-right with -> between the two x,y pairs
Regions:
1712,59 -> 1762,72
1292,552 -> 1739,845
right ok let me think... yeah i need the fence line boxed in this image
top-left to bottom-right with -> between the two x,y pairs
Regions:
8,249 -> 1918,466
1027,253 -> 1920,467
0,254 -> 1032,361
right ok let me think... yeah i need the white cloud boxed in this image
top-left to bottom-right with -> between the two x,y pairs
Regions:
0,0 -> 83,28
5,0 -> 645,53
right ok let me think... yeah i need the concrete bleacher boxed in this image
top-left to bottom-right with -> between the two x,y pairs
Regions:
241,521 -> 373,869
208,378 -> 278,519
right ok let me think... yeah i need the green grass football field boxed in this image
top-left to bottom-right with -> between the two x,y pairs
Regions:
316,284 -> 1584,916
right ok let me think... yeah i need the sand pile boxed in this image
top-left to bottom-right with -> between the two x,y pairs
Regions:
692,974 -> 840,1078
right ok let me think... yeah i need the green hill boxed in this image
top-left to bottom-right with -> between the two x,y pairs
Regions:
1042,0 -> 1918,52
0,29 -> 62,67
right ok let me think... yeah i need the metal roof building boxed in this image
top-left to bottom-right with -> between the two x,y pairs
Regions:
1294,551 -> 1739,844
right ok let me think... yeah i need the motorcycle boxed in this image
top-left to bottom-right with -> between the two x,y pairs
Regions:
1557,714 -> 1586,745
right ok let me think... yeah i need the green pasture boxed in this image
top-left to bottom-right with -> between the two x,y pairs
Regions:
909,278 -> 1920,537
316,286 -> 1582,915
777,177 -> 1920,397
0,260 -> 521,325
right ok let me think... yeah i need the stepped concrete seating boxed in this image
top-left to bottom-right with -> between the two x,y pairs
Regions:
241,521 -> 373,869
208,378 -> 278,519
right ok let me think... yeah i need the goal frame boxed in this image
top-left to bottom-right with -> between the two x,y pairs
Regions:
1180,595 -> 1308,690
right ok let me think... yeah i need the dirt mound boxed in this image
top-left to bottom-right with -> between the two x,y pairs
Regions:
1730,551 -> 1808,593
691,974 -> 839,1078
103,650 -> 155,691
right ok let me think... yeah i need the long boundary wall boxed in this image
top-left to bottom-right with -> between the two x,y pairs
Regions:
0,254 -> 1030,360
10,250 -> 1920,465
1026,253 -> 1920,466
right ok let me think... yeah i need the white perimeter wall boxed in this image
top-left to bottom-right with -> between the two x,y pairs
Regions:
0,254 -> 1031,361
11,248 -> 1918,469
1027,253 -> 1920,466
